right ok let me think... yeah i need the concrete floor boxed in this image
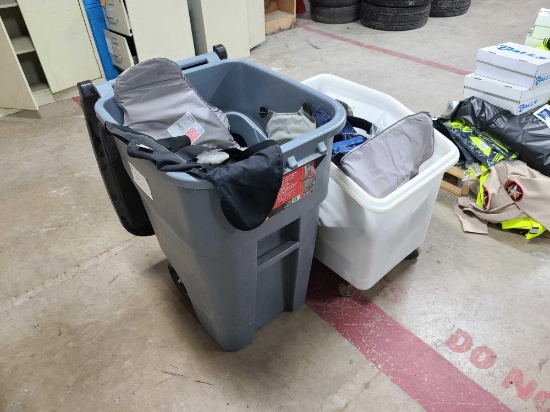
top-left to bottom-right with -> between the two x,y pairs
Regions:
1,0 -> 549,410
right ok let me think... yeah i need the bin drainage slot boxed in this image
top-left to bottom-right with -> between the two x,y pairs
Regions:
257,241 -> 299,272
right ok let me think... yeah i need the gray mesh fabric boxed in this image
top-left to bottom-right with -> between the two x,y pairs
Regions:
263,105 -> 316,145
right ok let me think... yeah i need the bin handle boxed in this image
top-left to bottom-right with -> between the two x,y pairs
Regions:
177,45 -> 227,74
96,46 -> 228,98
285,142 -> 327,170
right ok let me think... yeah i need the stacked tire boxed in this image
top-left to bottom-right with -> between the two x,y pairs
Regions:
430,0 -> 471,17
311,0 -> 361,24
360,0 -> 431,31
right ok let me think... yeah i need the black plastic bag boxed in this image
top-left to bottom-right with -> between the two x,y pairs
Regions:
451,97 -> 550,177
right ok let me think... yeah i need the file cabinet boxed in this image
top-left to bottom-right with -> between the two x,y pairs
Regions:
102,0 -> 195,70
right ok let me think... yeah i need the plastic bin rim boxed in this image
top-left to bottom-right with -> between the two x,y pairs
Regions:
93,59 -> 347,187
303,74 -> 408,109
301,74 -> 460,213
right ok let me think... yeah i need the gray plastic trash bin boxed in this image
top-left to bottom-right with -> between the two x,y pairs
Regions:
80,50 -> 346,351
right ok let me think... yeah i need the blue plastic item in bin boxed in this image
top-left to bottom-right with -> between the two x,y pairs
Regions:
78,50 -> 346,351
332,135 -> 366,155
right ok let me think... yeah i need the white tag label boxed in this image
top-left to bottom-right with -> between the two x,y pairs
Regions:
129,163 -> 152,200
105,37 -> 113,54
167,112 -> 205,143
533,104 -> 550,127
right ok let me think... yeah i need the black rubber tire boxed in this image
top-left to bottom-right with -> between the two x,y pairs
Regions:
77,81 -> 155,237
360,1 -> 430,31
311,4 -> 361,24
368,0 -> 431,7
311,0 -> 360,7
430,0 -> 471,17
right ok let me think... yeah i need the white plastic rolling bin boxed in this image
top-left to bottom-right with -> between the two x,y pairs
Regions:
303,74 -> 460,291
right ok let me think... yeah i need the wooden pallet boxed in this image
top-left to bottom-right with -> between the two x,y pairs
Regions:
440,166 -> 469,197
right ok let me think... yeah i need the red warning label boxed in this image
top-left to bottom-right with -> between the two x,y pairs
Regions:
270,161 -> 316,217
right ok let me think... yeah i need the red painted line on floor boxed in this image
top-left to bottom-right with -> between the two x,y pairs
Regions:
299,24 -> 470,76
306,262 -> 511,411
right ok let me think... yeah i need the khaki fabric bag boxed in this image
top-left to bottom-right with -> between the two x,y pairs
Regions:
455,160 -> 550,233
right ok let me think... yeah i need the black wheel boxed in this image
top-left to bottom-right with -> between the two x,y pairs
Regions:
311,0 -> 360,7
405,248 -> 420,260
360,1 -> 430,31
168,263 -> 188,297
77,81 -> 154,237
311,4 -> 361,24
339,282 -> 354,297
368,0 -> 431,7
430,0 -> 471,17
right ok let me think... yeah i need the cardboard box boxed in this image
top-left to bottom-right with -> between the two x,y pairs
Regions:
475,42 -> 550,89
532,25 -> 550,39
524,35 -> 544,48
463,73 -> 550,115
535,8 -> 550,28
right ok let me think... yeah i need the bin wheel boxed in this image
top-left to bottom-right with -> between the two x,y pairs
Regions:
168,263 -> 188,297
339,282 -> 354,297
405,248 -> 420,260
